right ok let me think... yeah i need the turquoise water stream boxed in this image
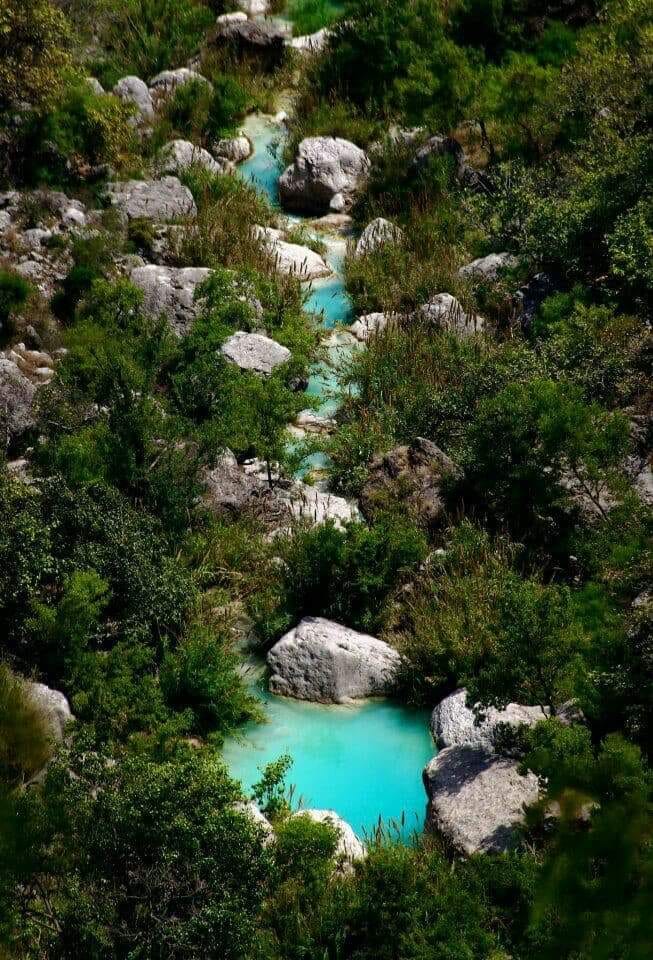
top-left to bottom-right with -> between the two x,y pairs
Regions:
224,113 -> 435,839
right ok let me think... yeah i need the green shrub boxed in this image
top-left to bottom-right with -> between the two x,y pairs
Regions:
0,0 -> 72,111
288,0 -> 342,37
160,624 -> 259,736
205,75 -> 250,139
253,512 -> 428,644
0,270 -> 32,339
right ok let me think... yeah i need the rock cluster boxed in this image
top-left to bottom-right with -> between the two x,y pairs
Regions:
279,137 -> 370,214
267,617 -> 401,703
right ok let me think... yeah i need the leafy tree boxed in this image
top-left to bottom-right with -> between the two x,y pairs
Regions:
0,0 -> 72,111
1,746 -> 272,958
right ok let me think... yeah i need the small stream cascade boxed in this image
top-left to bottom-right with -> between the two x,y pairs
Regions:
223,110 -> 435,841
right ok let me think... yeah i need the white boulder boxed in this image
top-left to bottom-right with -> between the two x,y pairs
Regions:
157,139 -> 229,177
104,177 -> 197,221
233,800 -> 275,845
419,293 -> 483,338
291,809 -> 366,871
267,617 -> 401,703
130,264 -> 211,335
25,681 -> 73,743
430,689 -> 547,751
254,226 -> 332,280
423,745 -> 540,855
458,252 -> 518,281
213,135 -> 252,163
355,217 -> 403,257
289,28 -> 331,55
221,331 -> 291,375
279,137 -> 370,214
149,68 -> 212,97
113,76 -> 155,122
350,312 -> 397,342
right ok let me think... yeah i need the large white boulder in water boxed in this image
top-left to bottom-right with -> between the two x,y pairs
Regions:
423,745 -> 540,855
254,226 -> 332,280
291,809 -> 366,872
104,177 -> 196,221
279,137 -> 370,214
221,331 -> 291,375
267,616 -> 401,703
130,265 -> 212,335
430,689 -> 547,751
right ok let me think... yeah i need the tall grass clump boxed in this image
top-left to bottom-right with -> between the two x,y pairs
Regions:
288,0 -> 343,36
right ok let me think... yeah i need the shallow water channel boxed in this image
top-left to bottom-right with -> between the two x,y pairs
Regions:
223,112 -> 435,840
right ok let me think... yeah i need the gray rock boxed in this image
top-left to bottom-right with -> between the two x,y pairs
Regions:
349,312 -> 396,342
419,293 -> 483,338
86,77 -> 105,95
208,18 -> 287,71
221,331 -> 290,375
25,681 -> 73,743
458,252 -> 518,281
113,76 -> 155,122
149,68 -> 212,97
423,746 -> 540,855
130,264 -> 211,335
236,0 -> 269,14
289,28 -> 331,55
281,483 -> 359,529
279,137 -> 370,214
233,800 -> 275,845
104,177 -> 197,221
0,357 -> 38,440
157,139 -> 229,177
254,226 -> 332,280
355,217 -> 403,256
291,810 -> 366,871
430,689 -> 547,751
360,437 -> 458,527
212,135 -> 252,163
267,617 -> 401,703
413,135 -> 488,191
217,11 -> 248,23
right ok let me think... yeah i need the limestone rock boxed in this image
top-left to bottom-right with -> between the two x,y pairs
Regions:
281,483 -> 359,528
86,77 -> 105,95
355,217 -> 403,256
221,331 -> 290,375
254,226 -> 332,280
458,252 -> 518,281
350,312 -> 398,342
289,28 -> 331,55
130,264 -> 211,335
267,617 -> 401,703
233,800 -> 275,845
0,356 -> 38,440
423,746 -> 540,855
217,11 -> 248,23
25,681 -> 73,743
360,437 -> 458,527
430,689 -> 547,751
104,177 -> 197,221
208,19 -> 287,71
279,137 -> 370,214
157,139 -> 229,177
149,68 -> 212,98
295,409 -> 336,434
291,810 -> 366,871
113,76 -> 155,122
236,0 -> 269,14
213,135 -> 252,163
419,293 -> 483,338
